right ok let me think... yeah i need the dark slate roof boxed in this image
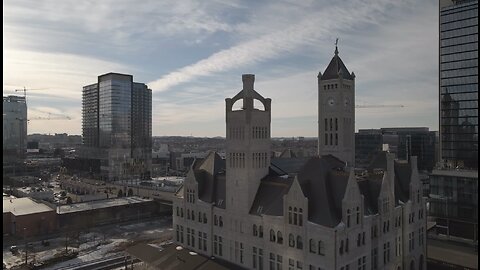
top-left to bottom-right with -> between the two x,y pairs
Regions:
127,243 -> 244,270
249,175 -> 294,216
251,154 -> 349,227
270,157 -> 310,175
320,49 -> 354,81
357,174 -> 383,214
297,155 -> 349,227
279,149 -> 297,158
192,152 -> 227,209
366,151 -> 412,204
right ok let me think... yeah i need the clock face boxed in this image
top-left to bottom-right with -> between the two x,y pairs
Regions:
344,97 -> 350,106
328,98 -> 335,107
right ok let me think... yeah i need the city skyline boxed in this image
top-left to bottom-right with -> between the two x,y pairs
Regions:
4,0 -> 438,137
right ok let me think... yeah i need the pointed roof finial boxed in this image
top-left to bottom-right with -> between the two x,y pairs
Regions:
335,38 -> 339,55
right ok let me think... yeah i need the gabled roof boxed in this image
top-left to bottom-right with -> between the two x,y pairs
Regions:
191,151 -> 226,208
320,47 -> 354,81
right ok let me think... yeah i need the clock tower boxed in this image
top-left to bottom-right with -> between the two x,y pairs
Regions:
317,44 -> 355,167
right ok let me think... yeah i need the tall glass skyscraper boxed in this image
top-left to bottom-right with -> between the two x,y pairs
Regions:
81,73 -> 152,181
429,0 -> 478,241
439,0 -> 478,169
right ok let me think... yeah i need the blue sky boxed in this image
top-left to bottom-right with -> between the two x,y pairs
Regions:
3,0 -> 439,137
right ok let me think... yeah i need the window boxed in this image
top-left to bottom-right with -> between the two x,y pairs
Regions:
358,256 -> 366,270
270,229 -> 276,242
270,253 -> 275,270
289,259 -> 295,270
176,225 -> 179,242
180,226 -> 184,243
289,234 -> 295,247
259,226 -> 263,238
335,118 -> 338,131
288,207 -> 293,224
214,215 -> 218,226
347,209 -> 351,227
357,233 -> 361,247
219,216 -> 223,227
198,231 -> 203,251
335,133 -> 338,145
356,207 -> 360,224
371,248 -> 378,270
293,207 -> 298,225
253,247 -> 257,269
309,239 -> 317,253
318,241 -> 325,255
330,118 -> 333,131
299,208 -> 303,226
253,224 -> 258,236
324,119 -> 328,131
240,242 -> 244,264
277,231 -> 283,244
345,238 -> 349,253
296,236 -> 303,250
383,242 -> 390,264
339,240 -> 344,255
203,213 -> 207,224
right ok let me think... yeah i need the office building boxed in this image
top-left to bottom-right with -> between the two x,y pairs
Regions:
3,95 -> 27,163
439,0 -> 478,169
428,0 -> 479,242
173,68 -> 426,269
80,73 -> 152,181
355,128 -> 437,172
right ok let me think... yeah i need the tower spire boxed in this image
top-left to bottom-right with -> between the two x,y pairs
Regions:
335,38 -> 339,55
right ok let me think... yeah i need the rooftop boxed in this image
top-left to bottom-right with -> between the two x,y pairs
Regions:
57,196 -> 153,214
3,197 -> 54,216
127,243 -> 244,270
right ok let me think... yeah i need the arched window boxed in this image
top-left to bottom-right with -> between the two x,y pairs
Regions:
309,239 -> 317,253
270,229 -> 276,242
203,213 -> 207,224
293,207 -> 298,225
259,225 -> 263,238
289,234 -> 295,247
219,216 -> 223,227
253,224 -> 258,236
297,236 -> 303,250
277,231 -> 283,244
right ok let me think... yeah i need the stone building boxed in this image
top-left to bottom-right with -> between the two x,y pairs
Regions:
173,49 -> 427,270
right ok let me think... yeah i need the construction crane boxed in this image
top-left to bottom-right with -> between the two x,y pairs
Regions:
14,87 -> 49,101
355,104 -> 405,108
30,109 -> 72,120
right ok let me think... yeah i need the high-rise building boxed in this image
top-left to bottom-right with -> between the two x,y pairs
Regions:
3,95 -> 27,162
355,128 -> 437,172
317,46 -> 356,167
439,0 -> 478,169
80,73 -> 152,181
173,71 -> 427,270
428,0 -> 478,241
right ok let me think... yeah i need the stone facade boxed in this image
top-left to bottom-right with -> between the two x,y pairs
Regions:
173,62 -> 426,270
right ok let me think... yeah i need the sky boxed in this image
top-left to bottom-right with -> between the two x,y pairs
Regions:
3,0 -> 439,137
